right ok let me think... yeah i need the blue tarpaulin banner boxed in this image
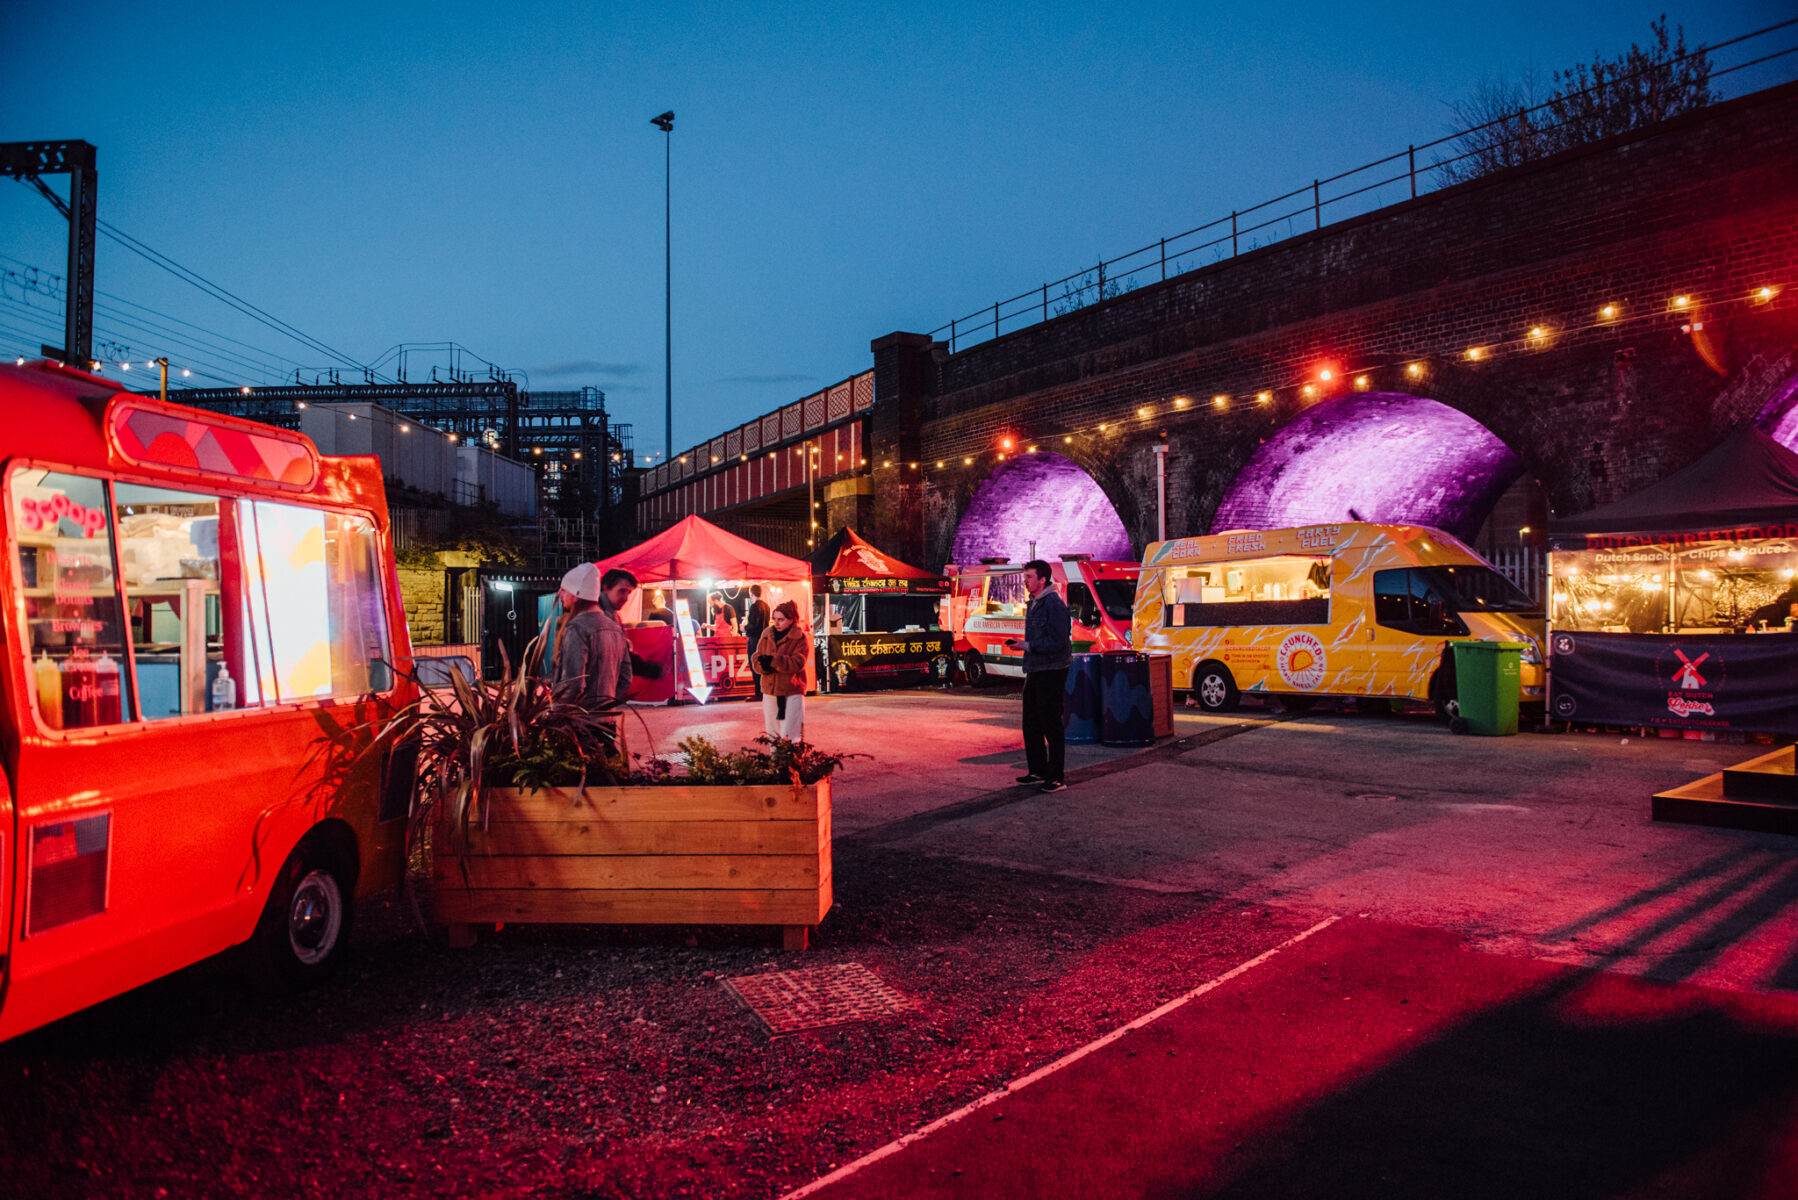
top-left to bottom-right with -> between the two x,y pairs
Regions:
1548,631 -> 1798,734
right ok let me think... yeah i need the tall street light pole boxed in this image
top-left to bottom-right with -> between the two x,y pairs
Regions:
651,110 -> 675,461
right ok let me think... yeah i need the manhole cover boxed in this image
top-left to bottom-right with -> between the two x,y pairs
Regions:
723,962 -> 912,1036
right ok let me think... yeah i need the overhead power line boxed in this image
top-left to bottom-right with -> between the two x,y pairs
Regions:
91,216 -> 382,377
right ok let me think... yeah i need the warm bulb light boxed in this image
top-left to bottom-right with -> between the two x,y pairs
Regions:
1406,363 -> 1423,377
1174,397 -> 1189,409
1756,286 -> 1779,302
1672,295 -> 1690,309
1027,445 -> 1037,453
1466,346 -> 1485,361
1600,304 -> 1618,319
1302,385 -> 1316,397
1213,395 -> 1226,407
1257,391 -> 1271,403
963,456 -> 973,465
1064,436 -> 1073,443
1353,376 -> 1368,389
1137,406 -> 1150,418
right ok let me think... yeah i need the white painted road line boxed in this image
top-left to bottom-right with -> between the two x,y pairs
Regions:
776,914 -> 1343,1200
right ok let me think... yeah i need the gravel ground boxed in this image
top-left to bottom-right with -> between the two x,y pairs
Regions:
0,839 -> 1318,1200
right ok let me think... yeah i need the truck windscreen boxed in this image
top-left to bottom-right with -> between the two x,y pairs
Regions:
1423,565 -> 1539,613
1093,578 -> 1136,622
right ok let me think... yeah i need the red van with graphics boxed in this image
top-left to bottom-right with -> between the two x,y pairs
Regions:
945,556 -> 1139,684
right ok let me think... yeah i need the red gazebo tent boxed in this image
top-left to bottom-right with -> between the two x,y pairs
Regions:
809,526 -> 948,592
593,515 -> 812,702
597,514 -> 812,585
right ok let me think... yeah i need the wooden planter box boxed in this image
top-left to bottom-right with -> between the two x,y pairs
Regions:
433,778 -> 832,950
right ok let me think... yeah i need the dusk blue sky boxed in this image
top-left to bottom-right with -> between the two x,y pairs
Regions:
3,2 -> 1790,458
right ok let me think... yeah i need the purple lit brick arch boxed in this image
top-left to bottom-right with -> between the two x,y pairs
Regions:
951,452 -> 1134,564
1211,392 -> 1523,543
1758,371 -> 1798,453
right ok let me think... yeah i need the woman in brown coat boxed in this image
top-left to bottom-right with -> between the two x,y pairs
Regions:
752,599 -> 809,740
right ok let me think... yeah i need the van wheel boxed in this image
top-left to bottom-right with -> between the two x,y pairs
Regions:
1192,662 -> 1240,712
244,836 -> 355,993
963,652 -> 989,687
1429,668 -> 1460,723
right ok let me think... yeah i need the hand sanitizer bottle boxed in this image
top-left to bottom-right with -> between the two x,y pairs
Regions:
211,663 -> 236,712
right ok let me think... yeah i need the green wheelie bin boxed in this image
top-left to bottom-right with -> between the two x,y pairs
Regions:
1448,641 -> 1525,736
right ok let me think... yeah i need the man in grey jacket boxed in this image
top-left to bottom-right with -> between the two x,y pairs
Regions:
552,564 -> 636,711
1004,559 -> 1072,793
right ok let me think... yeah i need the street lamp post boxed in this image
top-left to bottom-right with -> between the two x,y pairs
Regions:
651,110 -> 675,461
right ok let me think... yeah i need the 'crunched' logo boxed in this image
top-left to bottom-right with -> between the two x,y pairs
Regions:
1277,631 -> 1327,691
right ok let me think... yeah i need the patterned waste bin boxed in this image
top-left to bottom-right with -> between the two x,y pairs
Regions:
1099,651 -> 1154,746
1063,653 -> 1102,744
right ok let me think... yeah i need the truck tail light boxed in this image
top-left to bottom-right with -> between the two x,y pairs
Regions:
27,814 -> 110,935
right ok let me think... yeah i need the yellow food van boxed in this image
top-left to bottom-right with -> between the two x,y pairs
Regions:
1132,522 -> 1545,714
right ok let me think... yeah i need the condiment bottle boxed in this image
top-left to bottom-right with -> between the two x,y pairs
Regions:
61,655 -> 93,728
34,651 -> 63,728
93,653 -> 122,725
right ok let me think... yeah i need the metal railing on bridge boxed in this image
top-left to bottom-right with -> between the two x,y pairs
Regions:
929,18 -> 1798,354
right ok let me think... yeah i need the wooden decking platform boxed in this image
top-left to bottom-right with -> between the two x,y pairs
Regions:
1653,745 -> 1798,834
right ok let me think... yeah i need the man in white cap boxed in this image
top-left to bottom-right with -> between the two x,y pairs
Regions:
550,563 -> 636,711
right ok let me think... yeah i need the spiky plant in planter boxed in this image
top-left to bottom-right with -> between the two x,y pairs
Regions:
363,630 -> 623,863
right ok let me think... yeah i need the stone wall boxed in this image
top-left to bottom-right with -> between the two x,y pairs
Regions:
871,83 -> 1798,568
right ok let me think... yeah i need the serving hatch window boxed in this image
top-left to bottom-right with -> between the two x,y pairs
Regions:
1550,540 -> 1798,633
1161,555 -> 1331,627
976,572 -> 1030,618
114,482 -> 231,720
9,470 -> 395,727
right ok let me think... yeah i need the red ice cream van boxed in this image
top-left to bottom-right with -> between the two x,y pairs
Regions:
0,361 -> 413,1041
944,555 -> 1140,684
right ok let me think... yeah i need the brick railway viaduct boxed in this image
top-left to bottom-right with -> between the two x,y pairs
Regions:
636,82 -> 1798,569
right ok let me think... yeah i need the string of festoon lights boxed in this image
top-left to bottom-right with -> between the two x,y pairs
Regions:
852,281 -> 1786,476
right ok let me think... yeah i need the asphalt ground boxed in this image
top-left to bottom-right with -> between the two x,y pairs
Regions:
2,684 -> 1794,1198
637,687 -> 1798,992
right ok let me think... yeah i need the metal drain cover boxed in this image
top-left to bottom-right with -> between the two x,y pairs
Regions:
723,962 -> 912,1036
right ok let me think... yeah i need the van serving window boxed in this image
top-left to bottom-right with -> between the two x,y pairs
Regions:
1162,555 -> 1331,628
239,501 -> 393,702
11,468 -> 134,729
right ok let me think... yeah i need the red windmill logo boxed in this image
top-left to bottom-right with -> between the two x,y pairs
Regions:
1671,649 -> 1709,690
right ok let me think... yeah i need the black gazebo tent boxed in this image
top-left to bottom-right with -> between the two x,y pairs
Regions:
808,527 -> 953,691
1546,427 -> 1798,734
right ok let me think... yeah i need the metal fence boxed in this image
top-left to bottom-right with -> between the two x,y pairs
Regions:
929,19 -> 1798,353
1486,546 -> 1547,606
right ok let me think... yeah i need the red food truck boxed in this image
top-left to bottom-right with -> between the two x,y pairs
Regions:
944,555 -> 1140,684
0,361 -> 413,1041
